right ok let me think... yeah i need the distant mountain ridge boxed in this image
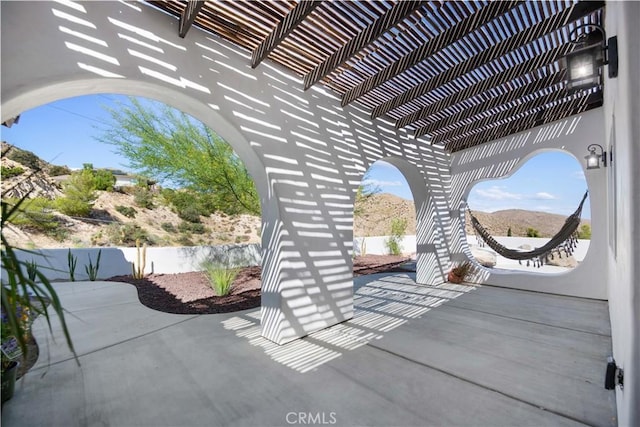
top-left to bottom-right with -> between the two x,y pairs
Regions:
354,193 -> 590,238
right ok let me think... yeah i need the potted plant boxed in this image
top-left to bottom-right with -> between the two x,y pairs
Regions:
448,261 -> 473,284
1,300 -> 29,404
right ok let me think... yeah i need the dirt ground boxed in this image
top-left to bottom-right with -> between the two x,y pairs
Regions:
106,254 -> 411,314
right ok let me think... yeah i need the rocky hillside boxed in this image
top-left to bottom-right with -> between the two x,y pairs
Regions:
355,193 -> 590,238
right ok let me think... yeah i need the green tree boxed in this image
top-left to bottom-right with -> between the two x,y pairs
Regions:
385,218 -> 408,256
526,227 -> 540,238
507,226 -> 512,237
93,169 -> 116,191
96,97 -> 259,215
578,223 -> 592,240
56,169 -> 96,217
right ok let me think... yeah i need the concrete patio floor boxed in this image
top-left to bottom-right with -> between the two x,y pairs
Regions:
1,273 -> 616,426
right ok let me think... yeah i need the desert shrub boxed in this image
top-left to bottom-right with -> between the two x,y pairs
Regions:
132,187 -> 154,209
93,169 -> 116,191
507,227 -> 512,237
177,205 -> 202,223
7,148 -> 40,170
176,235 -> 194,246
1,165 -> 25,178
105,223 -> 153,246
526,227 -> 540,238
4,197 -> 60,234
200,259 -> 238,296
385,218 -> 407,256
56,169 -> 96,217
115,205 -> 136,218
162,189 -> 214,220
177,221 -> 207,234
578,224 -> 591,240
161,222 -> 176,233
48,164 -> 72,176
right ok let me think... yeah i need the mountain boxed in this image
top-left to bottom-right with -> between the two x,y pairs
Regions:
354,193 -> 590,238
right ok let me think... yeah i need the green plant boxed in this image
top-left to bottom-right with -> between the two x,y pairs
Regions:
201,259 -> 238,296
577,223 -> 591,240
48,164 -> 71,176
161,222 -> 176,233
177,221 -> 207,234
67,249 -> 77,282
115,205 -> 137,218
2,195 -> 77,370
3,197 -> 60,234
507,227 -> 512,237
449,261 -> 474,283
93,169 -> 116,191
131,239 -> 147,279
105,223 -> 153,246
6,147 -> 40,170
526,227 -> 540,238
85,250 -> 101,281
385,218 -> 408,255
132,187 -> 154,209
25,259 -> 38,281
56,169 -> 97,217
177,205 -> 201,223
1,165 -> 25,178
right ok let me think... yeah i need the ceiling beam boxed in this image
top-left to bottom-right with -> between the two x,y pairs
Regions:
341,1 -> 521,107
432,82 -> 570,145
419,67 -> 566,138
251,0 -> 322,69
445,90 -> 602,152
303,1 -> 427,90
384,0 -> 603,123
179,1 -> 205,38
408,40 -> 576,138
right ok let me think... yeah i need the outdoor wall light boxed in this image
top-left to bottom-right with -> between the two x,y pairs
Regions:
585,143 -> 607,169
565,24 -> 618,92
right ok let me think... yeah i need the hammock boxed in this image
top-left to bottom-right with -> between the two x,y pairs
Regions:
467,190 -> 589,267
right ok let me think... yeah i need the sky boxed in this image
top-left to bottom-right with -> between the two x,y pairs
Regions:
1,94 -> 590,218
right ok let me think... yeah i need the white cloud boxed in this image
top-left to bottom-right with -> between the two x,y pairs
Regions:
474,186 -> 522,200
572,170 -> 586,180
533,192 -> 557,200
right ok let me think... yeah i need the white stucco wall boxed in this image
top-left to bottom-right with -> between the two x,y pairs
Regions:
603,2 -> 640,425
449,107 -> 608,299
6,244 -> 261,282
0,1 -> 451,344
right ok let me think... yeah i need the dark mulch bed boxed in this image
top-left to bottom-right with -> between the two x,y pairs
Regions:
106,255 -> 412,315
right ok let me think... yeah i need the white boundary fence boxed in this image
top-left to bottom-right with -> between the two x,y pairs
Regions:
5,244 -> 261,282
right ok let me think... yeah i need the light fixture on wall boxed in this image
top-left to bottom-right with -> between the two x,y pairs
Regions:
565,23 -> 618,92
585,143 -> 608,169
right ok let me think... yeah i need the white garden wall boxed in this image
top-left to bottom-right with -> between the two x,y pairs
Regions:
7,244 -> 261,282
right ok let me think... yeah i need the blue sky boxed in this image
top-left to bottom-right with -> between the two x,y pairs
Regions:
1,94 -> 590,218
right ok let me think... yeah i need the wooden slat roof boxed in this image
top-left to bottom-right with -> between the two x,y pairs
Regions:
145,0 -> 605,152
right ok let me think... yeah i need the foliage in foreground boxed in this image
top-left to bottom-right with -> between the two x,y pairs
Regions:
201,255 -> 240,297
385,218 -> 408,256
97,97 -> 260,216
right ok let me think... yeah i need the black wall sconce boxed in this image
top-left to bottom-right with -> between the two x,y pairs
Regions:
565,23 -> 618,92
585,143 -> 609,170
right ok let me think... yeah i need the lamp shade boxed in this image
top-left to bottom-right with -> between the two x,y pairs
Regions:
566,45 -> 602,91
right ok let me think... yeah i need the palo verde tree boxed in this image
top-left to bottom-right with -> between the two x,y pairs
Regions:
96,98 -> 259,216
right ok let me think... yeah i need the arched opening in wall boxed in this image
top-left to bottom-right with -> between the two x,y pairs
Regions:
465,151 -> 591,274
353,159 -> 416,275
2,94 -> 262,306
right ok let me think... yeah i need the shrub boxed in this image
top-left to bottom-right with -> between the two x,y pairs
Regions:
105,223 -> 153,246
4,197 -> 60,234
48,165 -> 71,176
132,187 -> 154,209
578,224 -> 591,240
115,205 -> 137,218
385,218 -> 408,256
526,227 -> 540,238
201,260 -> 238,296
93,169 -> 116,191
7,148 -> 40,170
177,221 -> 207,234
161,222 -> 176,233
177,205 -> 202,223
56,169 -> 96,217
507,227 -> 512,237
176,235 -> 194,246
1,165 -> 25,178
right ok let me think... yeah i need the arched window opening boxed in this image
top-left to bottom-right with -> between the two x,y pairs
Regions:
465,151 -> 591,274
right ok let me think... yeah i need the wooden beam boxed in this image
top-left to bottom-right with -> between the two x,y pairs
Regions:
251,0 -> 321,69
379,0 -> 603,120
179,1 -> 205,38
417,68 -> 566,138
445,90 -> 602,152
303,1 -> 427,90
341,1 -> 521,107
408,40 -> 576,138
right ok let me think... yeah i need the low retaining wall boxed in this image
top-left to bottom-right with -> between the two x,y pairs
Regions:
6,244 -> 261,282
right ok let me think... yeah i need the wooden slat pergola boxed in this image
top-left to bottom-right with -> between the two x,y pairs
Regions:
146,0 -> 605,152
